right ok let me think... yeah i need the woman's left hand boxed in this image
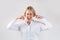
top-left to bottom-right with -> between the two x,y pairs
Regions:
35,15 -> 44,19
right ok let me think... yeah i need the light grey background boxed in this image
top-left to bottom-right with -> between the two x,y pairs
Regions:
0,0 -> 60,40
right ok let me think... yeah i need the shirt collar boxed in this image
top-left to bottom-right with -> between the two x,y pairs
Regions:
24,18 -> 34,26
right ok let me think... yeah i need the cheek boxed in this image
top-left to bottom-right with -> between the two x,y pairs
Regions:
31,14 -> 34,17
31,15 -> 33,17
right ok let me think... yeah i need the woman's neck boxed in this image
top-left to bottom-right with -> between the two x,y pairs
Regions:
26,19 -> 32,25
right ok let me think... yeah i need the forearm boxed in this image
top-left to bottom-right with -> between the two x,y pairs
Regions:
33,17 -> 53,28
7,19 -> 17,29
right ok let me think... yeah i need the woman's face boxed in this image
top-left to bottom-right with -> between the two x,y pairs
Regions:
25,10 -> 34,20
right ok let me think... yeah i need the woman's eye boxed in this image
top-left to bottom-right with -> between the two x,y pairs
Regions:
27,13 -> 32,15
27,13 -> 29,15
30,13 -> 32,15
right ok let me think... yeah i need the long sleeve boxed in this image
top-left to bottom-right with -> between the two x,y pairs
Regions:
40,18 -> 53,31
32,17 -> 53,31
7,19 -> 22,31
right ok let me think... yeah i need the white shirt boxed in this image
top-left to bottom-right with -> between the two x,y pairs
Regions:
7,17 -> 53,40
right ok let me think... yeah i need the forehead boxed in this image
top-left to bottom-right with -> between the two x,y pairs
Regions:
26,10 -> 33,14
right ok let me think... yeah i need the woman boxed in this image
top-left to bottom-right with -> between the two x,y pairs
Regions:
7,6 -> 53,40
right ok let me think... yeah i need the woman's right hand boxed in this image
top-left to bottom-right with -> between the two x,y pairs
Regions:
16,15 -> 25,20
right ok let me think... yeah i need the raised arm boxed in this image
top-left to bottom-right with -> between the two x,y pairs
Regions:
32,15 -> 53,31
7,18 -> 23,31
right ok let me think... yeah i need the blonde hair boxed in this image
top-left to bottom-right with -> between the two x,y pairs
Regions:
24,6 -> 36,17
16,6 -> 44,20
